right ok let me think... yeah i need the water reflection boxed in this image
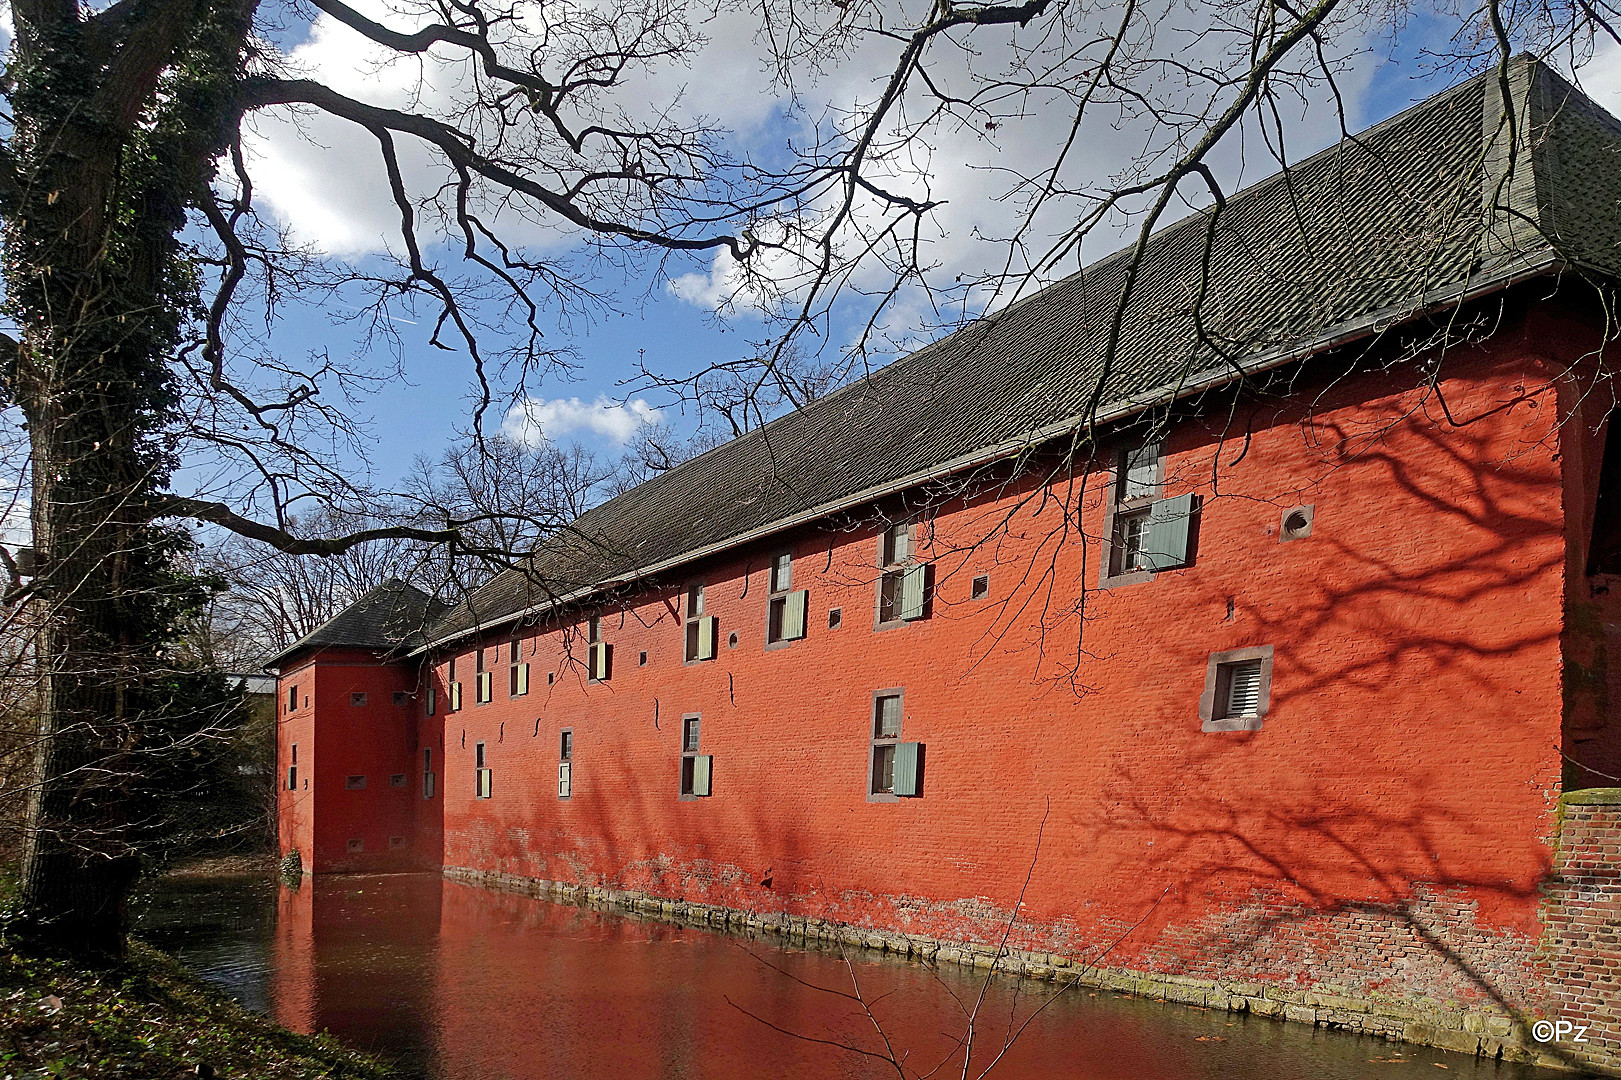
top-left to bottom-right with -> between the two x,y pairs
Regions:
136,873 -> 1560,1080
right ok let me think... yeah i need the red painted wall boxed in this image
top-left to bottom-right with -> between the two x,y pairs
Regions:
285,300 -> 1616,1017
277,651 -> 423,872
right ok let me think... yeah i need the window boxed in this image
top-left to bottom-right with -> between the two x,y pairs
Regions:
345,774 -> 367,790
558,728 -> 573,799
510,633 -> 530,697
425,684 -> 437,716
1103,441 -> 1199,584
684,583 -> 716,662
679,715 -> 712,797
390,773 -> 407,788
475,741 -> 492,798
869,691 -> 924,799
350,692 -> 367,707
1200,646 -> 1274,732
286,743 -> 297,791
475,647 -> 493,703
392,691 -> 409,707
448,657 -> 462,712
587,615 -> 612,681
423,748 -> 435,800
287,684 -> 298,713
766,552 -> 809,646
639,650 -> 648,667
828,608 -> 842,629
877,522 -> 928,626
971,574 -> 990,600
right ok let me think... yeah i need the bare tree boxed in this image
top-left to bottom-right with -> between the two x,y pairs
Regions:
0,0 -> 1611,958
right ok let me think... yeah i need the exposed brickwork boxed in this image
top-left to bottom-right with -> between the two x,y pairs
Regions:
1543,789 -> 1621,1074
278,309 -> 1621,1073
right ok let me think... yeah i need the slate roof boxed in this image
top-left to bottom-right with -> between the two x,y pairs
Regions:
268,579 -> 448,668
325,56 -> 1621,655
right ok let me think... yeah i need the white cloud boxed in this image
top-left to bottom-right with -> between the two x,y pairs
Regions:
1573,42 -> 1621,114
501,395 -> 662,446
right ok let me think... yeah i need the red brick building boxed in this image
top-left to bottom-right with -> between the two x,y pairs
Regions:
272,58 -> 1621,1070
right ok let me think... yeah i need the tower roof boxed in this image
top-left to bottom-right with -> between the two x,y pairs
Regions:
267,578 -> 448,669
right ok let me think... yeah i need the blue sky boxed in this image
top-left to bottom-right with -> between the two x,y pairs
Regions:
210,1 -> 1621,510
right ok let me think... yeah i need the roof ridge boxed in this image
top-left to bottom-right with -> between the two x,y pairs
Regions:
416,60 -> 1619,649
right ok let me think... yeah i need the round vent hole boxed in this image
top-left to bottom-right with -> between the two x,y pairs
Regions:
1284,510 -> 1310,534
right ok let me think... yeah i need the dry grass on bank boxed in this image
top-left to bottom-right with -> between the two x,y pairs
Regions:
0,941 -> 392,1079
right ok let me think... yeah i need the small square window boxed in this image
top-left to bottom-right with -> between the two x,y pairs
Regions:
389,773 -> 407,788
971,574 -> 989,599
828,608 -> 842,629
350,692 -> 367,707
346,838 -> 364,853
345,774 -> 367,790
1200,646 -> 1274,733
392,691 -> 409,707
639,651 -> 648,667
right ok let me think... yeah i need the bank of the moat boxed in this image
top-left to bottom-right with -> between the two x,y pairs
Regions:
134,871 -> 1583,1080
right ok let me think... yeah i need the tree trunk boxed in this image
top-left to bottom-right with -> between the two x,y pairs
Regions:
3,1 -> 251,955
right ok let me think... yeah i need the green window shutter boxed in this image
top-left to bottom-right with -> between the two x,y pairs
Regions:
450,682 -> 462,711
900,564 -> 927,620
477,671 -> 492,702
698,615 -> 716,659
893,742 -> 924,797
590,641 -> 612,681
693,754 -> 712,797
517,663 -> 529,696
785,589 -> 808,640
1144,493 -> 1197,570
557,761 -> 571,798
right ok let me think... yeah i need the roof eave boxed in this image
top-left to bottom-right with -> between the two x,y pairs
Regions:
409,252 -> 1574,658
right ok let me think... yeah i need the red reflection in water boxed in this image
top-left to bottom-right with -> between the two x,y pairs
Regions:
258,875 -> 1554,1080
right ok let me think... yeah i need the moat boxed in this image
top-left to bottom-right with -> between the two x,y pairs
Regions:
135,872 -> 1565,1080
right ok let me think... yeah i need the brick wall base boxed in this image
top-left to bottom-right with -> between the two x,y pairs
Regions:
1542,788 -> 1621,1075
444,864 -> 1601,1074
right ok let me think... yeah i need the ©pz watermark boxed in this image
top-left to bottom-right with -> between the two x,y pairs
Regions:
1531,1019 -> 1590,1043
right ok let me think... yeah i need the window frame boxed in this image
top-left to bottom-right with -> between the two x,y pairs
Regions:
509,632 -> 530,697
868,688 -> 905,802
423,747 -> 436,800
765,551 -> 808,649
287,683 -> 298,713
683,582 -> 716,664
558,728 -> 573,799
1100,441 -> 1164,588
474,740 -> 492,798
874,523 -> 928,630
679,714 -> 711,799
1199,645 -> 1274,732
286,742 -> 298,792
